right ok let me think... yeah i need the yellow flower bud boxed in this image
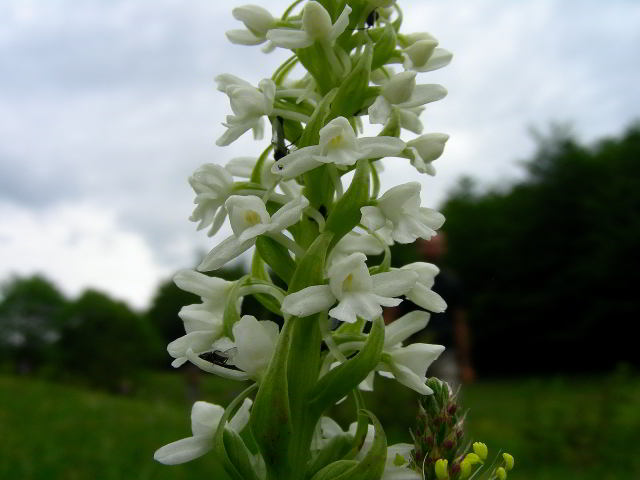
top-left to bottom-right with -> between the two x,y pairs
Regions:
459,459 -> 472,479
435,458 -> 449,479
496,466 -> 507,480
472,442 -> 488,461
502,453 -> 515,471
464,452 -> 482,465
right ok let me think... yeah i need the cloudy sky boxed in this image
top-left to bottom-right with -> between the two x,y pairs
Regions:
1,0 -> 639,308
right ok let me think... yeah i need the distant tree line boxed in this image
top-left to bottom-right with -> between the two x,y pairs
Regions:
437,123 -> 640,375
1,123 -> 638,383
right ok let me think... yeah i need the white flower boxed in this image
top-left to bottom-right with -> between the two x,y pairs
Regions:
167,270 -> 235,367
281,252 -> 418,323
215,75 -> 276,146
361,182 -> 445,244
368,71 -> 447,134
401,32 -> 453,72
405,133 -> 449,175
272,116 -> 405,179
153,398 -> 252,465
198,194 -> 308,271
401,262 -> 447,313
267,1 -> 351,49
379,342 -> 445,394
225,315 -> 279,381
383,310 -> 431,348
188,164 -> 234,236
226,5 -> 276,49
311,416 -> 347,451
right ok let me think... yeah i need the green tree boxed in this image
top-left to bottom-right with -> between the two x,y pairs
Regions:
441,123 -> 640,374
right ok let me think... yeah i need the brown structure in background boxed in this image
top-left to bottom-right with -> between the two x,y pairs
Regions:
384,233 -> 475,387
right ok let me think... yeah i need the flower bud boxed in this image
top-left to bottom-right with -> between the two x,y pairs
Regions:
434,458 -> 449,479
464,452 -> 482,465
503,452 -> 515,471
381,71 -> 416,104
472,441 -> 488,461
404,39 -> 438,68
232,5 -> 275,36
459,459 -> 472,479
303,1 -> 333,40
496,466 -> 507,480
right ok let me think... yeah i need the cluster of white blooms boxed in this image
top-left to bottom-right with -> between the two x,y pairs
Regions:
155,2 -> 454,479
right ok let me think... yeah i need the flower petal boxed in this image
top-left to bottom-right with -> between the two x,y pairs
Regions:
384,310 -> 430,348
372,269 -> 418,297
153,435 -> 212,465
272,145 -> 322,178
406,285 -> 447,313
266,29 -> 313,49
226,29 -> 265,45
368,96 -> 392,125
191,401 -> 225,436
415,48 -> 453,72
356,137 -> 406,160
399,84 -> 447,108
198,235 -> 255,272
281,285 -> 336,318
328,4 -> 352,42
361,205 -> 387,231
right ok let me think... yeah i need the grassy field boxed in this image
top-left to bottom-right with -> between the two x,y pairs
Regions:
1,369 -> 638,479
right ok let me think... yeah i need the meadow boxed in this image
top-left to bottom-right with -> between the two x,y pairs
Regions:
1,369 -> 638,480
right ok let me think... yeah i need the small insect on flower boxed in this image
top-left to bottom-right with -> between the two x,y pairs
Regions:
271,115 -> 289,161
199,348 -> 238,368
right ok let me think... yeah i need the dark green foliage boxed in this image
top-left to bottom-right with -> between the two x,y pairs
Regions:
56,289 -> 163,391
440,123 -> 640,374
0,275 -> 68,370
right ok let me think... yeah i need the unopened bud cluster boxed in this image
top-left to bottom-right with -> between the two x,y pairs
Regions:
414,378 -> 515,480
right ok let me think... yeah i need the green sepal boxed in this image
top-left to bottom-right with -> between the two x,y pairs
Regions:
223,428 -> 262,480
311,410 -> 387,480
249,252 -> 282,315
288,231 -> 334,293
371,24 -> 397,70
213,384 -> 258,480
306,434 -> 354,479
309,460 -> 357,480
325,159 -> 371,247
330,44 -> 373,118
250,144 -> 273,184
255,236 -> 295,284
309,316 -> 384,411
299,89 -> 338,211
249,317 -> 294,478
297,43 -> 339,95
222,277 -> 247,338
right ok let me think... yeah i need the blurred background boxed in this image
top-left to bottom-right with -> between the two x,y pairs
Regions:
1,1 -> 639,479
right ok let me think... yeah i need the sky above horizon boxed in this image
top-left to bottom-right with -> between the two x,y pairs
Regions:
1,0 -> 639,308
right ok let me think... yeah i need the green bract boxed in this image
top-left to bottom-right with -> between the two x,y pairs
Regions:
153,1 -> 471,479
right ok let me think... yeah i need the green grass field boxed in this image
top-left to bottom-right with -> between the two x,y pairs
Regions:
1,369 -> 638,479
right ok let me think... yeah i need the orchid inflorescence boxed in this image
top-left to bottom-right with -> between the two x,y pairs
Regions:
152,1 -> 508,479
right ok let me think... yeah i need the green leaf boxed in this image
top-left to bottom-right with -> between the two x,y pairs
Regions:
255,236 -> 295,284
309,316 -> 384,411
288,232 -> 334,293
372,24 -> 397,70
306,434 -> 354,479
325,159 -> 371,247
249,252 -> 282,315
310,411 -> 387,480
330,44 -> 373,118
223,429 -> 262,480
222,278 -> 246,338
310,460 -> 357,480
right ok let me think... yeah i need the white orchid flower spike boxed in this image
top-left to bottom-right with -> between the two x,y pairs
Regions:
281,252 -> 417,323
198,194 -> 308,271
267,1 -> 351,49
273,116 -> 405,179
361,182 -> 445,244
154,398 -> 252,465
